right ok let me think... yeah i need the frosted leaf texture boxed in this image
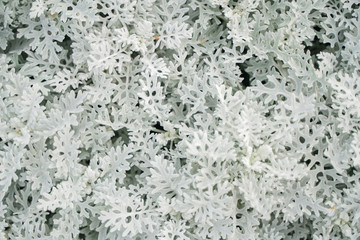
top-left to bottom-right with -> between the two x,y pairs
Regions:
1,0 -> 360,239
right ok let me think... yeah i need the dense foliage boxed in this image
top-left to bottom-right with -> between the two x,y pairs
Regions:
0,0 -> 360,239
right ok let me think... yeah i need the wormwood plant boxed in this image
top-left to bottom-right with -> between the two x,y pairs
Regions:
0,0 -> 360,239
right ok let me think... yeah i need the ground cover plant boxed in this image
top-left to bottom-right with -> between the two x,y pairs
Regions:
0,0 -> 360,239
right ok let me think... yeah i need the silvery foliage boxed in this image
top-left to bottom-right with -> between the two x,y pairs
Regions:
0,0 -> 360,239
